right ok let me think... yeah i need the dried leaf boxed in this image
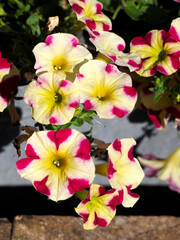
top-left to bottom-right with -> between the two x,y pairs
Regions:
13,125 -> 38,156
47,16 -> 59,34
13,134 -> 30,157
21,125 -> 38,135
8,99 -> 20,125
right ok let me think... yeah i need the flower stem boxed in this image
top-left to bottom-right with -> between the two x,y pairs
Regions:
112,5 -> 122,20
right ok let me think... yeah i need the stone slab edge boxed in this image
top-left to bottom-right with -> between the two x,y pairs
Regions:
0,218 -> 12,240
12,215 -> 180,240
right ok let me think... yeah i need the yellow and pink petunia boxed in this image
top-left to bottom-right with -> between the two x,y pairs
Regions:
74,60 -> 137,119
69,0 -> 111,31
33,33 -> 92,81
130,29 -> 180,76
75,184 -> 119,230
138,147 -> 180,193
0,52 -> 20,112
16,129 -> 95,201
24,73 -> 80,125
107,138 -> 144,207
89,31 -> 141,72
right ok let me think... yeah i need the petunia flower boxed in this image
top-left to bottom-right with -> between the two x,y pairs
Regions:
24,73 -> 80,125
89,30 -> 141,72
74,60 -> 137,119
69,0 -> 112,32
137,77 -> 180,129
75,184 -> 119,230
33,33 -> 92,81
16,129 -> 95,201
130,29 -> 180,76
0,52 -> 20,112
138,147 -> 180,193
107,138 -> 144,207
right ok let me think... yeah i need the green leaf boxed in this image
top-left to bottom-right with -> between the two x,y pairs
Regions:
141,6 -> 168,25
153,92 -> 162,103
26,12 -> 41,36
71,118 -> 84,127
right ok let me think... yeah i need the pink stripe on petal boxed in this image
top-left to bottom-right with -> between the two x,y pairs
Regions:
84,100 -> 93,110
0,58 -> 11,69
94,212 -> 108,227
128,146 -> 135,162
69,101 -> 79,108
108,55 -> 117,62
170,55 -> 180,70
93,31 -> 100,36
71,37 -> 79,47
169,26 -> 180,42
160,30 -> 170,42
98,186 -> 106,196
47,129 -> 72,150
82,199 -> 89,205
155,65 -> 168,75
123,86 -> 137,98
50,117 -> 58,124
96,3 -> 103,14
105,64 -> 115,74
144,31 -> 152,46
72,3 -> 83,14
117,190 -> 123,205
126,185 -> 139,198
68,178 -> 90,194
150,68 -> 156,75
34,175 -> 50,196
148,111 -> 162,129
117,44 -> 125,51
45,35 -> 53,45
79,212 -> 89,223
103,23 -> 111,31
131,37 -> 146,46
2,98 -> 7,103
112,139 -> 121,152
108,159 -> 117,179
127,59 -> 140,68
112,106 -> 129,118
75,138 -> 91,160
107,195 -> 119,210
171,51 -> 180,57
26,144 -> 40,158
76,73 -> 84,80
106,189 -> 116,194
60,80 -> 68,87
85,19 -> 96,30
16,157 -> 36,170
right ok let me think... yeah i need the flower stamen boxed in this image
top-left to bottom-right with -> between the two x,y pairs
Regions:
53,159 -> 61,167
54,92 -> 62,103
53,65 -> 62,71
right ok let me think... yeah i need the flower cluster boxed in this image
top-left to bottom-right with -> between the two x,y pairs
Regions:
13,0 -> 146,230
